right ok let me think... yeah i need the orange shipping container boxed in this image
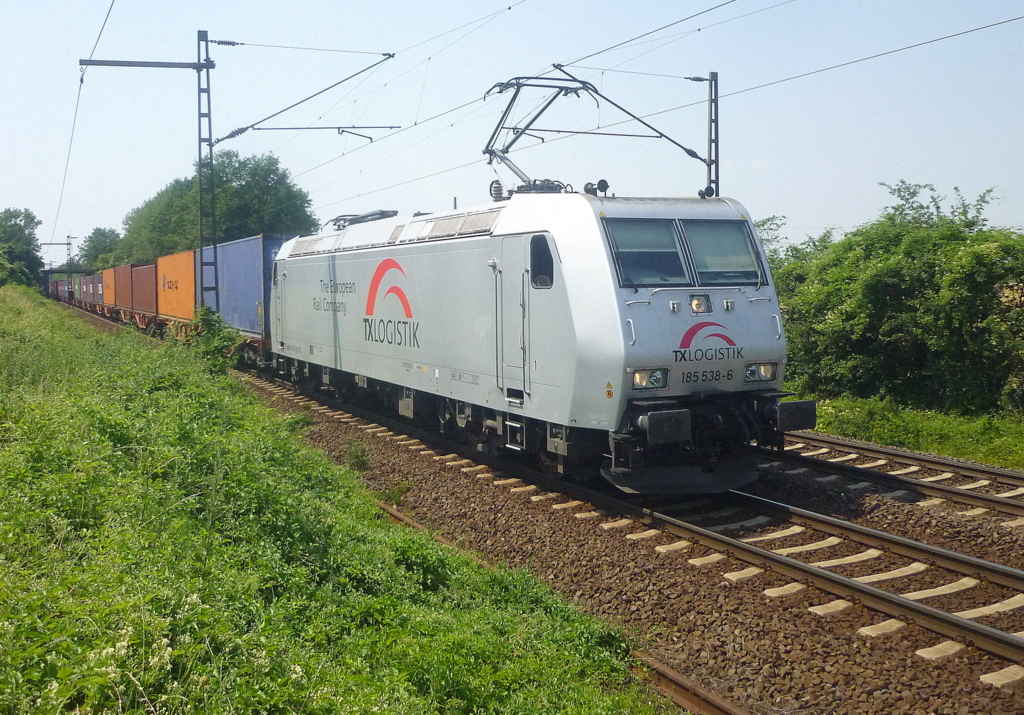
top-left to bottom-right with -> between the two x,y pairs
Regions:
102,268 -> 115,306
157,250 -> 196,321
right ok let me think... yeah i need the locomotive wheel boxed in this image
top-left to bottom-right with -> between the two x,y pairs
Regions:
537,449 -> 565,476
463,419 -> 487,451
436,399 -> 455,434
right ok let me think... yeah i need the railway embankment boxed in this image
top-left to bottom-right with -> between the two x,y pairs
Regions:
0,287 -> 668,714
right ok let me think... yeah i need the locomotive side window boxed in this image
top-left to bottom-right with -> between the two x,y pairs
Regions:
680,220 -> 763,286
604,218 -> 692,288
530,234 -> 554,288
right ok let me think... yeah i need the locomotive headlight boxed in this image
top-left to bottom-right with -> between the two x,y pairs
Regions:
744,361 -> 778,382
633,368 -> 668,389
690,294 -> 711,313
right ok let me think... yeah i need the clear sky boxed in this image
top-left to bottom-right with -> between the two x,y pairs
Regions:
3,0 -> 1022,267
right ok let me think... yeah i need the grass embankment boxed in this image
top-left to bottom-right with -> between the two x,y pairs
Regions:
815,396 -> 1024,470
0,287 -> 664,714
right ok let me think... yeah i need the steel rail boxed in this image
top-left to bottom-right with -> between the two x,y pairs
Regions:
632,651 -> 753,715
561,483 -> 1024,663
729,491 -> 1024,591
764,449 -> 1024,517
788,431 -> 1024,487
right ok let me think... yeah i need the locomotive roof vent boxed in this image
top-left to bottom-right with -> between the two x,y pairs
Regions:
513,178 -> 567,194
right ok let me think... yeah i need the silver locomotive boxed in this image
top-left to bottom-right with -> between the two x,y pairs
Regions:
270,189 -> 816,493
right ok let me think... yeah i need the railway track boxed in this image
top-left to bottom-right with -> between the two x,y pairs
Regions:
775,432 -> 1024,523
643,492 -> 1024,667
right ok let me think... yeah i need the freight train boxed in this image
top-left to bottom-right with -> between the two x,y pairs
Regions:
51,189 -> 815,494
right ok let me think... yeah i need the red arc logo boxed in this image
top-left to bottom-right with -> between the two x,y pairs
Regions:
679,321 -> 736,349
365,258 -> 413,318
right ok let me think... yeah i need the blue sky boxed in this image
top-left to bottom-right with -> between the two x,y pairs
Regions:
3,1 -> 1022,266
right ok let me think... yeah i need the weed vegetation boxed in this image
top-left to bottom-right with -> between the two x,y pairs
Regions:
816,396 -> 1024,470
0,287 -> 664,714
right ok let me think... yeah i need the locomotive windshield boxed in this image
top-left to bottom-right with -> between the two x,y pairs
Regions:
680,219 -> 762,286
604,217 -> 763,288
604,218 -> 692,287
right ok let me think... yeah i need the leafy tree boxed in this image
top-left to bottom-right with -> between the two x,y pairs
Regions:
754,214 -> 787,271
213,151 -> 319,242
776,182 -> 1024,414
76,227 -> 122,271
111,177 -> 197,265
0,208 -> 44,287
104,150 -> 318,267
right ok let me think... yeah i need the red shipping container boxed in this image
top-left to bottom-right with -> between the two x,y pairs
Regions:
113,265 -> 133,309
131,264 -> 157,315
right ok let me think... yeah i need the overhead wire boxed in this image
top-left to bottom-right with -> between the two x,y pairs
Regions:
229,0 -> 524,217
314,12 -> 1024,213
563,0 -> 798,78
212,41 -> 384,55
214,3 -> 529,238
49,0 -> 118,251
144,6 -> 1024,241
398,0 -> 528,54
290,2 -> 522,172
641,13 -> 1024,120
564,0 -> 737,66
61,2 -> 529,248
213,53 -> 395,145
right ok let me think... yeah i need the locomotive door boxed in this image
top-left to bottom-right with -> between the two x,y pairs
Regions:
499,236 -> 528,393
272,261 -> 284,348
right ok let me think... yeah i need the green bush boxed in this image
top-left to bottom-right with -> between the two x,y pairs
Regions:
775,182 -> 1024,414
178,306 -> 244,373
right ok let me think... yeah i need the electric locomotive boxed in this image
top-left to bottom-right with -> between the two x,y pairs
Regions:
269,188 -> 816,493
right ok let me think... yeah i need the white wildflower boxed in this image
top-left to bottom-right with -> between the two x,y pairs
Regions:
148,638 -> 172,671
289,664 -> 304,681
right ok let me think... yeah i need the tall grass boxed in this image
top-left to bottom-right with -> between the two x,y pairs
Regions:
0,287 -> 664,714
815,396 -> 1024,470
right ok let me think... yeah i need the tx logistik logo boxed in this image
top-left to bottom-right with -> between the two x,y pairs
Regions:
673,321 -> 744,362
363,258 -> 420,348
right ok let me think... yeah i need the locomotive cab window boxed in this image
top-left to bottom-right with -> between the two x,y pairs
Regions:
604,218 -> 692,288
530,234 -> 554,288
680,220 -> 763,286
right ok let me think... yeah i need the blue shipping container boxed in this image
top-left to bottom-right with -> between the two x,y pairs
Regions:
196,234 -> 290,340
